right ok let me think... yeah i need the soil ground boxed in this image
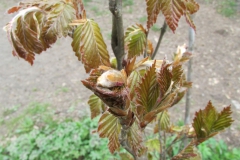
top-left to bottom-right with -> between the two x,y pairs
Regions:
0,0 -> 240,148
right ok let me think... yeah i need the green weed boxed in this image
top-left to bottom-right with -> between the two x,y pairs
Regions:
139,16 -> 147,23
217,0 -> 238,17
0,117 -> 115,160
123,0 -> 134,7
5,102 -> 56,134
2,105 -> 20,117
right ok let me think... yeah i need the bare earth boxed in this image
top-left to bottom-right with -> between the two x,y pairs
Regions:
0,0 -> 240,147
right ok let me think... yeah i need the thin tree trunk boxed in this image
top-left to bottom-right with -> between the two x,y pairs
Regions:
109,0 -> 125,70
109,1 -> 137,159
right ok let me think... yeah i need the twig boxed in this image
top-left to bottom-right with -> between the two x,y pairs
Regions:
109,0 -> 125,70
184,24 -> 195,125
151,21 -> 167,59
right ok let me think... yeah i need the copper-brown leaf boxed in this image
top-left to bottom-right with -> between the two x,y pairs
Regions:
98,111 -> 121,154
159,0 -> 199,32
157,61 -> 172,97
146,0 -> 161,30
146,0 -> 198,32
4,7 -> 47,65
136,61 -> 159,113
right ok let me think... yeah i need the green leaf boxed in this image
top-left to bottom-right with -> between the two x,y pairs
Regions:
145,138 -> 160,152
192,101 -> 233,143
88,94 -> 106,119
72,19 -> 110,73
125,24 -> 147,59
97,111 -> 121,154
136,61 -> 159,113
119,152 -> 134,160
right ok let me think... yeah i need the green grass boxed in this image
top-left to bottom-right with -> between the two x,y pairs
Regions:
90,6 -> 106,16
151,24 -> 161,32
123,0 -> 134,7
204,0 -> 238,17
2,105 -> 20,117
139,16 -> 147,23
217,0 -> 238,17
3,102 -> 56,135
55,87 -> 70,95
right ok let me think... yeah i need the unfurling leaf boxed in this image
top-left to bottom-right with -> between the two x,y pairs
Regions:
4,1 -> 76,64
88,94 -> 106,119
71,19 -> 110,73
145,0 -> 199,32
192,101 -> 233,143
43,2 -> 75,38
98,111 -> 121,154
125,24 -> 147,59
4,7 -> 47,65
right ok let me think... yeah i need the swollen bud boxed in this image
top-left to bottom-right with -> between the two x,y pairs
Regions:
97,70 -> 125,88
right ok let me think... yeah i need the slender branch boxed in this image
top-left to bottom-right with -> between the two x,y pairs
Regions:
109,0 -> 125,70
185,15 -> 195,125
151,21 -> 167,59
184,14 -> 195,147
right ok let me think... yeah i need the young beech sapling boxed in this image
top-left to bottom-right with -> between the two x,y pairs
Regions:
3,0 -> 233,159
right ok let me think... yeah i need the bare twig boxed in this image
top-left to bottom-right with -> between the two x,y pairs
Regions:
151,21 -> 167,59
109,0 -> 125,70
184,14 -> 195,147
